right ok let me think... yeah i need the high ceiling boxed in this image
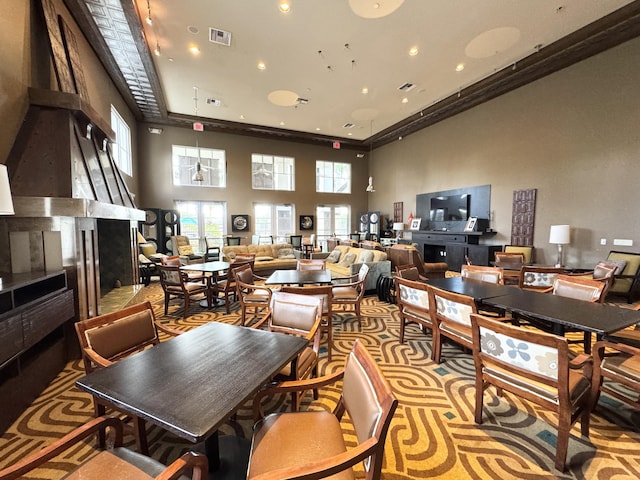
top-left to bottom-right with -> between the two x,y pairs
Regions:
66,0 -> 640,148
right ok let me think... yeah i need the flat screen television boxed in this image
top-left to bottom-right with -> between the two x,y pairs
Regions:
429,194 -> 470,221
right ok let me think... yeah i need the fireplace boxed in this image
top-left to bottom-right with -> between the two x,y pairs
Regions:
3,88 -> 144,321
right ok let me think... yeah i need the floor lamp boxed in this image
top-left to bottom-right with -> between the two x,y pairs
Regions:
549,225 -> 570,267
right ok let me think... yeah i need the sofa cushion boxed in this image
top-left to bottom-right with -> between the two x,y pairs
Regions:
338,253 -> 357,267
358,250 -> 374,263
255,256 -> 274,262
140,243 -> 157,258
277,247 -> 295,259
326,249 -> 342,263
606,259 -> 627,275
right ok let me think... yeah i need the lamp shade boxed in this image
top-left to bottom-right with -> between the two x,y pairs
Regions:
393,222 -> 404,231
0,165 -> 15,215
549,224 -> 570,244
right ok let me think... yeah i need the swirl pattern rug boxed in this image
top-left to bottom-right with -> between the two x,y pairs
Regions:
1,283 -> 639,479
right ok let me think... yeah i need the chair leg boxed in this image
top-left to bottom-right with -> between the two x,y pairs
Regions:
554,414 -> 571,472
474,378 -> 484,424
399,318 -> 406,344
133,416 -> 149,455
164,294 -> 170,315
183,296 -> 189,318
326,315 -> 333,362
432,330 -> 442,364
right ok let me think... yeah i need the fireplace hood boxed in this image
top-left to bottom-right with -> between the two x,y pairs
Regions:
6,88 -> 144,222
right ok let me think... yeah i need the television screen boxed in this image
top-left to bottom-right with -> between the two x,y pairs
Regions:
429,194 -> 470,221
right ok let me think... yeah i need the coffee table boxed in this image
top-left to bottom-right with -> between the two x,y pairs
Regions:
265,269 -> 332,286
76,321 -> 307,478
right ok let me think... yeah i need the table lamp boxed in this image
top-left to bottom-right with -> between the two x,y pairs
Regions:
393,222 -> 404,239
549,224 -> 570,267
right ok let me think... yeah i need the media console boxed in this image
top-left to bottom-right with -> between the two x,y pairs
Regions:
411,230 -> 500,271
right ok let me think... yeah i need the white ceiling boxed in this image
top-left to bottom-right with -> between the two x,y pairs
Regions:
133,0 -> 635,141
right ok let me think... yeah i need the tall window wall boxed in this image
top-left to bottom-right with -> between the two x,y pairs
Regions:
316,160 -> 351,193
254,203 -> 295,243
175,201 -> 227,250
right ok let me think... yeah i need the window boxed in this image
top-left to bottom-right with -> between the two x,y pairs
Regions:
254,203 -> 295,243
252,154 -> 295,190
316,160 -> 351,193
110,106 -> 132,176
175,201 -> 226,251
316,205 -> 350,248
172,145 -> 226,187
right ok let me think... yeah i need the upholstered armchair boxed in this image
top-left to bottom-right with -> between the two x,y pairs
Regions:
591,339 -> 640,415
170,235 -> 204,265
158,266 -> 208,318
603,251 -> 640,303
470,314 -> 592,472
387,244 -> 448,279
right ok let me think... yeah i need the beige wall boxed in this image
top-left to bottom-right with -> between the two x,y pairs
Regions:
368,37 -> 640,268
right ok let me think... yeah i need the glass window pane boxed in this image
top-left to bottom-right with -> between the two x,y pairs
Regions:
316,160 -> 350,193
172,145 -> 226,188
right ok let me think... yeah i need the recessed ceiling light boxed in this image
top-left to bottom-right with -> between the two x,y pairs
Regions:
456,63 -> 465,72
240,114 -> 245,120
361,87 -> 369,95
401,97 -> 408,104
409,46 -> 419,56
257,61 -> 266,70
189,45 -> 200,55
279,121 -> 285,126
279,1 -> 291,13
316,127 -> 321,131
348,132 -> 353,136
187,25 -> 199,35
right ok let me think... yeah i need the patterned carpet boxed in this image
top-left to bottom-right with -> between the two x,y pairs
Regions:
1,282 -> 640,479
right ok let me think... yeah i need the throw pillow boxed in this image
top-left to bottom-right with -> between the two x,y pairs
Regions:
326,249 -> 342,264
225,251 -> 237,260
338,252 -> 357,267
607,259 -> 627,274
358,250 -> 374,263
140,243 -> 156,258
278,248 -> 294,259
178,245 -> 194,255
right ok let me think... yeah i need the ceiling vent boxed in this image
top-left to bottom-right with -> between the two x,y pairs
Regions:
209,28 -> 232,46
398,82 -> 416,92
206,98 -> 222,106
342,123 -> 355,129
296,97 -> 309,105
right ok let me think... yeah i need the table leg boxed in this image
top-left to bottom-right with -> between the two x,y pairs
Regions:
204,431 -> 250,479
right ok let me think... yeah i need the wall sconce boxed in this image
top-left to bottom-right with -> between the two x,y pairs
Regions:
366,176 -> 375,192
0,165 -> 15,215
549,224 -> 570,267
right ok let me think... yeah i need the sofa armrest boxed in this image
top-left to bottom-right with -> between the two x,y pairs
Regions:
349,260 -> 391,291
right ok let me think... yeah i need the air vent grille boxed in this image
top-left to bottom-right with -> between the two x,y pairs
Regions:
342,123 -> 355,129
398,82 -> 415,92
209,28 -> 232,46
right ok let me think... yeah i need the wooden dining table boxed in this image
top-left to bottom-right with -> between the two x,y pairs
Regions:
76,321 -> 308,478
181,260 -> 231,308
426,276 -> 640,351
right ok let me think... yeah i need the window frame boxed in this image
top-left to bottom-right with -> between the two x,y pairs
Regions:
110,106 -> 132,176
316,160 -> 351,194
251,153 -> 295,191
172,144 -> 227,188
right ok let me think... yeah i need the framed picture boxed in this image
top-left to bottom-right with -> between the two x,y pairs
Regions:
299,215 -> 314,230
409,218 -> 422,231
231,214 -> 249,232
464,216 -> 478,232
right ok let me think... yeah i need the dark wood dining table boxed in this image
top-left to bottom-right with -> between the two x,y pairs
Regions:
265,269 -> 332,286
426,276 -> 640,349
76,321 -> 307,479
181,260 -> 230,308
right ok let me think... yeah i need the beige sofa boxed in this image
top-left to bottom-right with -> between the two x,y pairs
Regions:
222,244 -> 298,275
312,244 -> 391,291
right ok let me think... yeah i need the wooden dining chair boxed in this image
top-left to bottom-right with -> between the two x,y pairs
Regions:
0,416 -> 208,480
470,314 -> 593,472
280,284 -> 334,360
331,263 -> 369,328
427,284 -> 479,364
234,263 -> 273,326
296,258 -> 327,270
74,301 -> 183,454
519,266 -> 564,292
395,276 -> 433,344
161,255 -> 206,282
396,263 -> 426,281
250,339 -> 397,480
158,265 -> 208,318
252,291 -> 323,411
591,339 -> 640,416
460,264 -> 504,284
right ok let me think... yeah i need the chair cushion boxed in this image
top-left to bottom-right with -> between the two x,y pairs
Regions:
62,450 -> 154,480
332,286 -> 359,300
85,310 -> 157,360
606,259 -> 627,275
249,412 -> 354,480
